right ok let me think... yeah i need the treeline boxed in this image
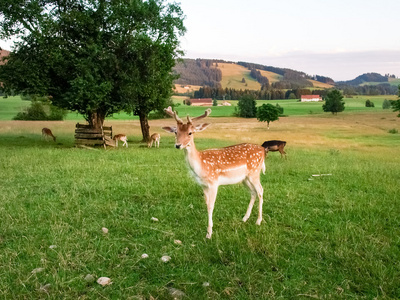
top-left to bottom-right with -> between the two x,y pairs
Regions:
193,86 -> 328,100
250,69 -> 269,87
173,59 -> 222,87
271,70 -> 313,89
337,83 -> 398,95
313,75 -> 335,84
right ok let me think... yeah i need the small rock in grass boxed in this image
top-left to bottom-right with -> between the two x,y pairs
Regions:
141,253 -> 149,259
31,267 -> 45,274
151,217 -> 159,222
102,227 -> 109,234
161,255 -> 171,262
84,274 -> 95,283
97,277 -> 112,286
174,239 -> 182,245
168,287 -> 185,299
203,282 -> 210,287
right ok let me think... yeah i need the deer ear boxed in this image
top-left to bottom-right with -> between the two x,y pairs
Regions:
194,123 -> 210,132
162,126 -> 176,133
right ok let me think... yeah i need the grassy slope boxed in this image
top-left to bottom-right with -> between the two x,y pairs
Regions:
218,63 -> 261,90
0,111 -> 399,299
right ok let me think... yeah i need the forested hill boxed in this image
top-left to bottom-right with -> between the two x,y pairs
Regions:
337,72 -> 395,86
173,58 -> 334,90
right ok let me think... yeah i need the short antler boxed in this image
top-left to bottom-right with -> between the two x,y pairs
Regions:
164,106 -> 183,124
187,108 -> 211,124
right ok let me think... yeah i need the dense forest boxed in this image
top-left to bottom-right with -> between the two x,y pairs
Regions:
338,72 -> 389,86
194,86 -> 328,100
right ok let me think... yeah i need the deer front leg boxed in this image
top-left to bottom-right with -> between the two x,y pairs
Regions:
204,185 -> 218,239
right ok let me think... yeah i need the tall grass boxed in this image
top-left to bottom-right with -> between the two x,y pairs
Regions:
0,114 -> 399,298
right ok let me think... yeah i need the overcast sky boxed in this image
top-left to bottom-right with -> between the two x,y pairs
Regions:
1,0 -> 399,81
178,0 -> 400,81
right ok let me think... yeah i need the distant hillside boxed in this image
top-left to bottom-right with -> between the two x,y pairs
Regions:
173,59 -> 335,91
339,73 -> 389,86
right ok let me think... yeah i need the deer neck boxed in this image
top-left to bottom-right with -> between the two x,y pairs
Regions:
183,141 -> 205,183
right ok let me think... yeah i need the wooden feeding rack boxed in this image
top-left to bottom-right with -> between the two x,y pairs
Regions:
74,123 -> 115,148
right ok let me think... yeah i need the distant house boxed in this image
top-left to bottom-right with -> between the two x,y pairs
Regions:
301,95 -> 322,102
190,98 -> 213,106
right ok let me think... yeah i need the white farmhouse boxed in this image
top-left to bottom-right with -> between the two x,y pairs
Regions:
301,95 -> 322,102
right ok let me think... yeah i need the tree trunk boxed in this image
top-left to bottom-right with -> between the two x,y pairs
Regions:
139,112 -> 150,142
88,111 -> 105,129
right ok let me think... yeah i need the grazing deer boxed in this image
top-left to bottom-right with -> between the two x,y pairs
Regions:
113,134 -> 128,148
163,107 -> 266,239
42,128 -> 56,142
148,133 -> 161,148
261,140 -> 287,159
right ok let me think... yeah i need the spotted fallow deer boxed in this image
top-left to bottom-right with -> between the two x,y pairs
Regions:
42,128 -> 56,142
162,106 -> 266,239
148,133 -> 160,148
261,140 -> 287,159
113,134 -> 128,148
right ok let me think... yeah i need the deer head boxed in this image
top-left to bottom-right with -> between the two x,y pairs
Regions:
162,106 -> 211,149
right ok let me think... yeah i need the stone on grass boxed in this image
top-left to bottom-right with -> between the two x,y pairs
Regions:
97,277 -> 112,286
168,287 -> 185,299
151,217 -> 159,222
174,240 -> 182,245
102,227 -> 109,234
161,255 -> 171,262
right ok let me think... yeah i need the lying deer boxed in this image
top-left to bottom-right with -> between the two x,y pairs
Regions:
148,133 -> 160,148
261,140 -> 287,159
42,128 -> 56,142
163,107 -> 266,239
113,134 -> 128,148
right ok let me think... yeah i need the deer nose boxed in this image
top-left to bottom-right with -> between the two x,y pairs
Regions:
175,144 -> 181,149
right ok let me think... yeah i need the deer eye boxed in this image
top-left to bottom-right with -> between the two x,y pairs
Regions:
188,132 -> 193,136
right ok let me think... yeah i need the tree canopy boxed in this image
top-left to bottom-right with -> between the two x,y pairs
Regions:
256,103 -> 280,129
322,90 -> 345,114
0,0 -> 185,135
236,94 -> 257,118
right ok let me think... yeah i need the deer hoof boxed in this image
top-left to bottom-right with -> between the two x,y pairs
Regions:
256,219 -> 262,225
206,232 -> 212,239
242,216 -> 249,222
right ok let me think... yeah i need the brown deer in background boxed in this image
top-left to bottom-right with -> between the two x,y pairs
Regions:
163,107 -> 266,239
113,134 -> 128,148
261,140 -> 287,159
148,133 -> 160,148
42,128 -> 56,142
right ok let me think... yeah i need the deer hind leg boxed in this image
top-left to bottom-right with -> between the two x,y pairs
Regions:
242,178 -> 257,223
204,185 -> 218,239
248,175 -> 264,225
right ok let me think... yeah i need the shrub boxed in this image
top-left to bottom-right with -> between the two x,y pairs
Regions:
382,99 -> 391,109
388,128 -> 398,134
365,99 -> 375,107
13,99 -> 67,121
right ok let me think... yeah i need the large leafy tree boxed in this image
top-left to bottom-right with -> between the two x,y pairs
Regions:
256,103 -> 280,129
322,89 -> 345,115
236,94 -> 257,118
0,0 -> 185,135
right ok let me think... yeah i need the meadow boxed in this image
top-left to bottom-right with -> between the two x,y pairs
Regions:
0,96 -> 399,299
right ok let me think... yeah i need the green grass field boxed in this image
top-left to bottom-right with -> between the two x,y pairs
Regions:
1,95 -> 400,298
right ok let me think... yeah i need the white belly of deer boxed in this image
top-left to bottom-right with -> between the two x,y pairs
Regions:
217,165 -> 247,185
